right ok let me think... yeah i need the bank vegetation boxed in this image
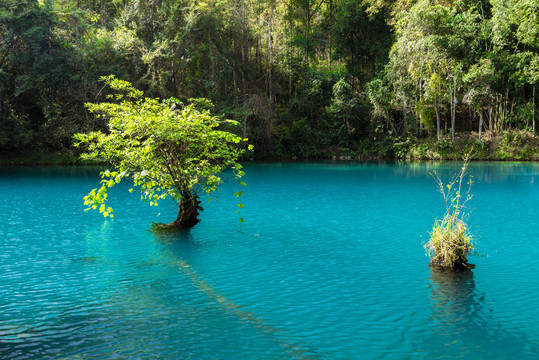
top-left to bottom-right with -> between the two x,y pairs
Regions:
1,0 -> 538,163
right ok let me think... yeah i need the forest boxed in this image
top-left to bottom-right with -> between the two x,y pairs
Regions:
1,0 -> 538,161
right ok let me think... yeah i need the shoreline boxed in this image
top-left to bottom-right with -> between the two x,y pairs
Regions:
2,130 -> 538,166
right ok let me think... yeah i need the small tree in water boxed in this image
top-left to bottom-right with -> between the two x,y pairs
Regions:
425,154 -> 475,269
74,76 -> 252,228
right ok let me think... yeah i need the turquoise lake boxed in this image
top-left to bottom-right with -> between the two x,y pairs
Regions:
1,162 -> 539,359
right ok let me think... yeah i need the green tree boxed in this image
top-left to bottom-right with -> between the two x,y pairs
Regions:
331,0 -> 392,86
325,78 -> 367,145
463,58 -> 496,141
74,76 -> 252,228
0,0 -> 72,150
491,0 -> 539,133
376,0 -> 491,140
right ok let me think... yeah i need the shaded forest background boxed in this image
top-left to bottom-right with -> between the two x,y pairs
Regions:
1,0 -> 538,160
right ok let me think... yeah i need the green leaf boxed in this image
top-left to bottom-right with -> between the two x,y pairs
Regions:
75,77 -> 252,226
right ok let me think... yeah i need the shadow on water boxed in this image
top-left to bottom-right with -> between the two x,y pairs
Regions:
421,267 -> 537,359
151,226 -> 197,244
151,229 -> 321,360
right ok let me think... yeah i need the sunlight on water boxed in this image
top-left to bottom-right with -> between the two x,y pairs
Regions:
1,162 -> 539,359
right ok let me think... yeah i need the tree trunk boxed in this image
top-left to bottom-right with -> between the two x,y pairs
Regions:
478,110 -> 483,142
328,0 -> 333,68
435,89 -> 440,141
305,0 -> 310,65
450,83 -> 455,142
533,85 -> 536,137
268,6 -> 274,112
418,80 -> 422,136
288,0 -> 293,100
468,106 -> 472,131
232,39 -> 237,93
173,190 -> 203,228
488,100 -> 492,141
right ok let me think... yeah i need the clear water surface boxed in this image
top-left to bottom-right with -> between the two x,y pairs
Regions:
1,162 -> 539,359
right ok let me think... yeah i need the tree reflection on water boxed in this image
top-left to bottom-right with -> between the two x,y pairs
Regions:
423,267 -> 537,359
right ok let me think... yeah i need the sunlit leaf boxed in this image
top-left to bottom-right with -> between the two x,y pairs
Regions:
75,76 -> 251,227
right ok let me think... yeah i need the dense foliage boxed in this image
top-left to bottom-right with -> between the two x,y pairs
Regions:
1,0 -> 538,159
74,76 -> 250,227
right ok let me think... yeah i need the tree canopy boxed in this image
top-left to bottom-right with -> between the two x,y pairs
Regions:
74,76 -> 252,227
2,0 -> 538,161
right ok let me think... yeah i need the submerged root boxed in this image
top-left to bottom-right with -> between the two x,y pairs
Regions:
151,218 -> 200,232
429,256 -> 474,271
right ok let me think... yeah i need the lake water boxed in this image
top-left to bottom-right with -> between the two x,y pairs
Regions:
1,162 -> 539,359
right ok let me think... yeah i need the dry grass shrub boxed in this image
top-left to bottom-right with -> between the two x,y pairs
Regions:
425,153 -> 475,269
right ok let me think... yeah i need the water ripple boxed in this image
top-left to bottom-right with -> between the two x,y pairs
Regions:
2,164 -> 539,359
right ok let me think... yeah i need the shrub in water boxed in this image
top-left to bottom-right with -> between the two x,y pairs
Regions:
425,154 -> 475,269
